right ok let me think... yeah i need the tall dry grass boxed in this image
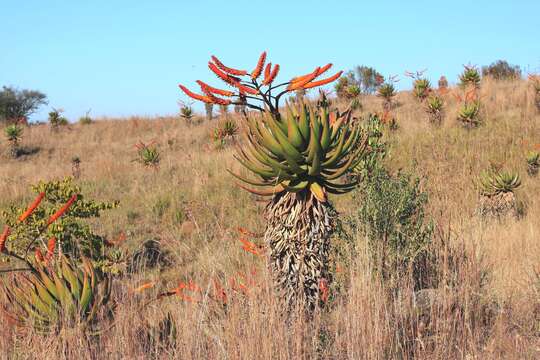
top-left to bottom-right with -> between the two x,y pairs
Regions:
0,79 -> 538,359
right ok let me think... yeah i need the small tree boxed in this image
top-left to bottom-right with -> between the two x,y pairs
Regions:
482,60 -> 521,81
355,66 -> 384,94
0,86 -> 48,124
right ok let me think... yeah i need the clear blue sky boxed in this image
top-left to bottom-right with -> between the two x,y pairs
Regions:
1,0 -> 539,121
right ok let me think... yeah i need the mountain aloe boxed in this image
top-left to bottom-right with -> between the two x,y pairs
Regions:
179,53 -> 365,310
0,256 -> 111,333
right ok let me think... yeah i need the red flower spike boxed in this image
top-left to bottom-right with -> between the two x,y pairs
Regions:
302,71 -> 343,89
18,192 -> 45,222
35,249 -> 44,262
208,62 -> 241,87
0,226 -> 10,253
206,93 -> 232,105
179,84 -> 212,103
236,83 -> 258,95
211,55 -> 247,76
213,279 -> 227,304
46,237 -> 56,260
196,80 -> 234,97
251,51 -> 267,80
319,279 -> 329,303
263,64 -> 280,86
46,194 -> 78,227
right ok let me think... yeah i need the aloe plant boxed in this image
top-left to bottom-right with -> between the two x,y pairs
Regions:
459,65 -> 481,89
457,100 -> 481,128
0,256 -> 112,333
4,124 -> 23,158
377,83 -> 396,110
134,141 -> 160,168
412,78 -> 432,101
425,95 -> 444,124
526,151 -> 539,176
179,53 -> 364,310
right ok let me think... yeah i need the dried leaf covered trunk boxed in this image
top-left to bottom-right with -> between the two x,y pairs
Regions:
264,191 -> 336,311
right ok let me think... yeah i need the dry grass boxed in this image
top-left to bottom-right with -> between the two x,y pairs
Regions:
0,79 -> 539,359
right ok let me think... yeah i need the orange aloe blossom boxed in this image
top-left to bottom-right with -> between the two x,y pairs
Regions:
251,51 -> 266,80
179,52 -> 345,118
45,237 -> 56,261
18,192 -> 45,222
46,194 -> 78,227
0,226 -> 10,252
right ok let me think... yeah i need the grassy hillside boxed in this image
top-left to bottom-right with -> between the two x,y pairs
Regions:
0,78 -> 538,359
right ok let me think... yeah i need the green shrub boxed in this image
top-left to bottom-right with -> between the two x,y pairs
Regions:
1,177 -> 120,271
348,168 -> 434,290
352,114 -> 387,181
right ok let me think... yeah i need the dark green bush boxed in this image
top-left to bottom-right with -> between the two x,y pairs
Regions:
349,168 -> 434,290
482,60 -> 521,81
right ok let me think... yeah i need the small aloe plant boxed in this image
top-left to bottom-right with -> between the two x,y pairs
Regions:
4,124 -> 23,158
0,255 -> 112,333
459,65 -> 481,89
526,151 -> 539,176
212,119 -> 238,148
425,94 -> 444,124
134,141 -> 160,168
457,100 -> 481,128
48,108 -> 68,131
179,103 -> 195,124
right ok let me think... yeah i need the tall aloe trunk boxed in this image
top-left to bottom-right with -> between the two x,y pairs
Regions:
265,191 -> 336,311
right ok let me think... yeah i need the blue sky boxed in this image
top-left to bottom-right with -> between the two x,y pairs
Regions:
1,0 -> 539,121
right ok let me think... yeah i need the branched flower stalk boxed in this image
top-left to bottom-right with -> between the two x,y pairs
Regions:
179,53 -> 364,312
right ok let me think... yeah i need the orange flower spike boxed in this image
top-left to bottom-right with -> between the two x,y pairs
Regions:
179,84 -> 212,103
46,194 -> 78,227
289,67 -> 321,85
315,63 -> 333,77
18,192 -> 45,222
263,63 -> 272,84
35,249 -> 44,262
302,71 -> 344,90
131,282 -> 155,294
319,279 -> 329,303
0,226 -> 10,252
196,80 -> 234,97
251,51 -> 267,80
45,237 -> 56,260
211,55 -> 247,76
213,279 -> 227,304
208,62 -> 241,87
263,64 -> 280,86
287,67 -> 321,91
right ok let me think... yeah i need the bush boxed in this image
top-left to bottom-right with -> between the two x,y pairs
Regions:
481,60 -> 521,81
348,168 -> 434,290
0,177 -> 120,271
0,86 -> 47,124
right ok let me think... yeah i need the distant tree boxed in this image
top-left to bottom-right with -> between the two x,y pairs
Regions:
335,66 -> 383,98
354,66 -> 384,94
482,60 -> 521,81
0,86 -> 48,123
